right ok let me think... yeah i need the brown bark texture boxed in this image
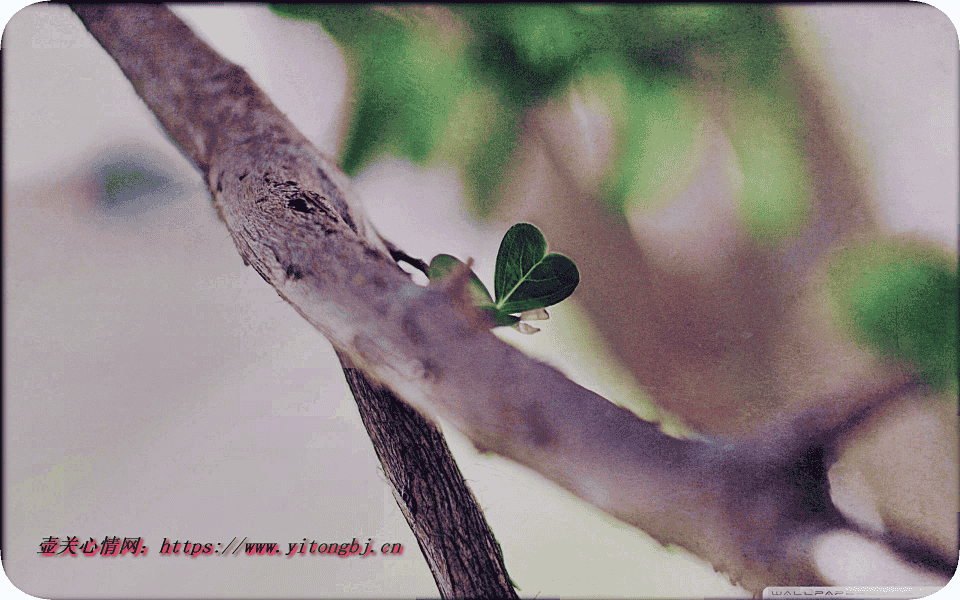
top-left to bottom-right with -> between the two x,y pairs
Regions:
69,4 -> 516,597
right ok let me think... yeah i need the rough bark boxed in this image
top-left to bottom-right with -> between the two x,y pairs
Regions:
341,357 -> 516,597
69,4 -> 516,597
68,4 -> 951,596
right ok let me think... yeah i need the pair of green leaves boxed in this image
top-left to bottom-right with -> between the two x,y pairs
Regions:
428,223 -> 579,333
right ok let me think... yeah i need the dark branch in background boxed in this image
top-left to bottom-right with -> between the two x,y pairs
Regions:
69,4 -> 515,597
68,4 -> 951,596
340,356 -> 516,597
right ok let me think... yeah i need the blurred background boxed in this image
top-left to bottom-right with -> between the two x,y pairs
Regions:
4,4 -> 957,598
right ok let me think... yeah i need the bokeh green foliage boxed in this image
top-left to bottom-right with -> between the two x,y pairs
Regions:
828,241 -> 958,390
270,4 -> 810,237
267,5 -> 956,397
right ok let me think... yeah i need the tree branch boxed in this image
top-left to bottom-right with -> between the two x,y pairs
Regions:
69,4 -> 515,597
68,4 -> 950,596
340,355 -> 516,597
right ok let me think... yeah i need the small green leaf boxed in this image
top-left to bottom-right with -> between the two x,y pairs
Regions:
428,254 -> 494,306
493,223 -> 580,315
494,223 -> 546,300
428,253 -> 521,327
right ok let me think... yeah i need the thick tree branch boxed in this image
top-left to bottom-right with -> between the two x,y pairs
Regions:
69,4 -> 950,595
69,4 -> 515,597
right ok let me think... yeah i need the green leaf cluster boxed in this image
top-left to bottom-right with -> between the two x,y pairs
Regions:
271,5 -> 807,227
428,223 -> 579,330
827,241 -> 958,389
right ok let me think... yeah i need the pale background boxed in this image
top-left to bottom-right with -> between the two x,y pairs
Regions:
3,3 -> 957,599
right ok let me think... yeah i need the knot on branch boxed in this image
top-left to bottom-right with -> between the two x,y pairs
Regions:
263,174 -> 338,220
